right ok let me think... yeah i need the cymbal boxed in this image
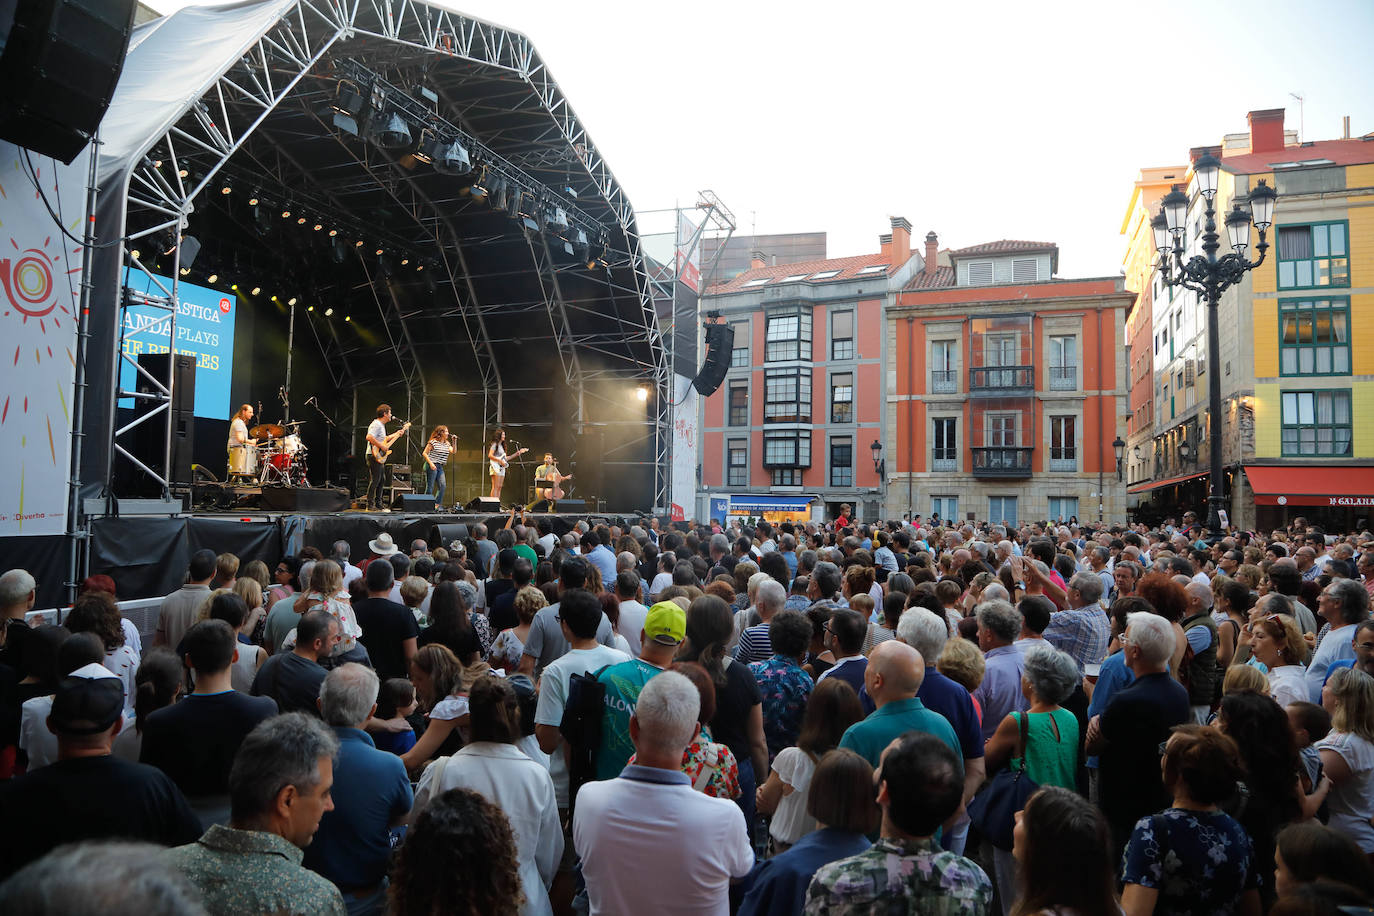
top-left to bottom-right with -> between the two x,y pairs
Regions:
250,423 -> 285,439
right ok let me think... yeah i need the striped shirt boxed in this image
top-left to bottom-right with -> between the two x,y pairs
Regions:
427,440 -> 452,465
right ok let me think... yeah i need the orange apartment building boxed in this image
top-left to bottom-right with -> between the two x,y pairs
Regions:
888,236 -> 1134,526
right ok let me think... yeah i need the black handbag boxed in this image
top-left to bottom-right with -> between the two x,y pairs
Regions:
967,711 -> 1039,850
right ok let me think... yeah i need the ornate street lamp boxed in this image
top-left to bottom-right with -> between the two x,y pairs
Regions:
870,439 -> 885,476
1153,156 -> 1276,542
1112,436 -> 1126,482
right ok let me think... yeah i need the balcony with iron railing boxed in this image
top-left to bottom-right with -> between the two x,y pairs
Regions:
969,365 -> 1033,394
930,369 -> 958,394
1048,365 -> 1077,391
971,447 -> 1034,478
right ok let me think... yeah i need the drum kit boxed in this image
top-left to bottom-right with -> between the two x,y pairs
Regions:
229,420 -> 311,486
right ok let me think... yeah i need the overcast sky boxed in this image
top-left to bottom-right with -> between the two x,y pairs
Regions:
149,0 -> 1374,277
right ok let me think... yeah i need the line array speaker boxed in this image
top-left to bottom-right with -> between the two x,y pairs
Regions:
691,322 -> 734,396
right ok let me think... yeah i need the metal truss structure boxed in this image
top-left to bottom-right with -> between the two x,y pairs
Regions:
94,0 -> 671,509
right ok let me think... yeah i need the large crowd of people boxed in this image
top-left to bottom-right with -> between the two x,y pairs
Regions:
1,509 -> 1373,914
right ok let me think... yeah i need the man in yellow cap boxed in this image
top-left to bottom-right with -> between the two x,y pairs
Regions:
592,600 -> 687,782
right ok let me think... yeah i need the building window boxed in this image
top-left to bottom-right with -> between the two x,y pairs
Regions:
727,439 -> 747,487
765,311 -> 812,362
931,496 -> 958,523
931,339 -> 957,393
771,468 -> 802,486
830,372 -> 853,424
1048,335 -> 1077,390
967,260 -> 994,285
932,417 -> 957,471
1048,496 -> 1078,523
1012,258 -> 1038,282
1049,416 -> 1077,471
1277,222 -> 1349,289
764,368 -> 811,423
986,413 -> 1018,447
1281,390 -> 1352,456
830,436 -> 853,487
831,310 -> 854,360
988,495 -> 1018,526
730,321 -> 750,368
728,383 -> 748,426
763,431 -> 811,468
1280,298 -> 1350,376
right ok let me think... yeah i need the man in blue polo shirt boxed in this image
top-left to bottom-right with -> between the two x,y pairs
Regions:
305,664 -> 412,915
839,641 -> 961,774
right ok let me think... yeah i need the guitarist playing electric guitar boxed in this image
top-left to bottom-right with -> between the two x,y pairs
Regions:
487,428 -> 527,503
364,404 -> 411,511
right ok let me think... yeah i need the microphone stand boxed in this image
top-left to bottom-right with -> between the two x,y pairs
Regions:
308,399 -> 335,487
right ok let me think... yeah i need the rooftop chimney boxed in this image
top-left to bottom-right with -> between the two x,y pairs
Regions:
1344,115 -> 1351,139
889,216 -> 912,265
878,233 -> 892,261
1247,108 -> 1286,154
924,231 -> 939,276
749,249 -> 766,270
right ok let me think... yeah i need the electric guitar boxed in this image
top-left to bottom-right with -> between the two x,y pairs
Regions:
489,446 -> 528,475
370,421 -> 411,462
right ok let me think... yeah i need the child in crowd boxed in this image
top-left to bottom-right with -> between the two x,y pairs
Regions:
372,678 -> 419,756
1287,701 -> 1332,818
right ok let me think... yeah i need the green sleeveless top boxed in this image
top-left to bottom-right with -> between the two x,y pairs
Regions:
1010,708 -> 1079,790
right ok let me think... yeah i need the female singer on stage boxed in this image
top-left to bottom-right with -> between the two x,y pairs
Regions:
487,429 -> 527,502
423,425 -> 452,506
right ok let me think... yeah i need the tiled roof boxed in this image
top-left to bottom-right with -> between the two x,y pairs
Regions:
1219,136 -> 1374,174
904,265 -> 955,290
707,252 -> 897,293
949,240 -> 1057,258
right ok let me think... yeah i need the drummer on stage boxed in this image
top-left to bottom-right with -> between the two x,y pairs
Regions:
227,403 -> 256,477
422,425 -> 452,506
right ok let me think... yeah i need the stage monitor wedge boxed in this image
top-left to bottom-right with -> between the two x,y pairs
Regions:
0,0 -> 139,163
691,322 -> 734,396
397,493 -> 437,512
465,497 -> 502,512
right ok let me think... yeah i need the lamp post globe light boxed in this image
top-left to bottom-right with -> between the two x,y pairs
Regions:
1153,152 -> 1277,543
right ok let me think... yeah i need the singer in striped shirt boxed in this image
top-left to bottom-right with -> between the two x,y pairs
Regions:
423,426 -> 453,504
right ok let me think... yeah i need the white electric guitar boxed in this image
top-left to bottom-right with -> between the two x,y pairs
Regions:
370,421 -> 411,462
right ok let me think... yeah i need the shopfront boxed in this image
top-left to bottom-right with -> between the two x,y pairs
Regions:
1245,465 -> 1374,532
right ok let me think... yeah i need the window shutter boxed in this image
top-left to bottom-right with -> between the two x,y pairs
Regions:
967,261 -> 993,285
1012,258 -> 1038,282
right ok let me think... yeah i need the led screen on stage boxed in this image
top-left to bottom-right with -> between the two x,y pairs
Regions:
119,272 -> 237,419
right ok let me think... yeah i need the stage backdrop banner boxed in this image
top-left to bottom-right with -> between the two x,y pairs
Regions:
671,373 -> 698,521
118,272 -> 237,418
0,142 -> 88,536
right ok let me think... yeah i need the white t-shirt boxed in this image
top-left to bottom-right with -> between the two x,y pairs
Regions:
1316,730 -> 1374,852
367,418 -> 386,460
648,572 -> 673,600
768,747 -> 818,845
228,416 -> 248,450
538,533 -> 559,556
1267,664 -> 1308,709
616,600 -> 649,657
533,644 -> 630,807
574,770 -> 753,916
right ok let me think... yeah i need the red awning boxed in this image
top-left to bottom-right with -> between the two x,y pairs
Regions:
1245,465 -> 1374,507
1126,470 -> 1208,495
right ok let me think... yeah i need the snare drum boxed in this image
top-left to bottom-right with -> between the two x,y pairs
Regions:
268,452 -> 293,472
228,446 -> 258,476
282,434 -> 302,455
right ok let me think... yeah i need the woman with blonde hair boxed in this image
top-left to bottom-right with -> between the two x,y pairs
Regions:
281,559 -> 361,661
1222,662 -> 1270,697
1317,666 -> 1374,854
489,585 -> 545,672
1248,613 -> 1309,707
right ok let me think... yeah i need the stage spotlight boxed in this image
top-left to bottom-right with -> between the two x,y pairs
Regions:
432,140 -> 471,176
635,386 -> 649,402
344,315 -> 352,322
489,177 -> 508,211
281,209 -> 291,218
178,168 -> 188,178
307,305 -> 314,312
400,257 -> 409,266
247,195 -> 259,206
375,248 -> 383,256
220,185 -> 231,195
355,240 -> 364,247
288,297 -> 297,306
296,217 -> 306,225
251,287 -> 261,296
332,112 -> 360,137
324,307 -> 334,317
130,248 -> 140,260
328,229 -> 338,237
372,112 -> 412,149
207,273 -> 218,283
416,263 -> 424,271
332,80 -> 364,116
180,267 -> 190,275
271,295 -> 278,301
230,283 -> 238,290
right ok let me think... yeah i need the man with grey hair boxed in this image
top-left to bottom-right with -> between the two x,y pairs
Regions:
734,579 -> 787,664
0,568 -> 36,668
1306,577 -> 1371,701
896,609 -> 985,855
305,665 -> 412,913
1086,611 -> 1190,858
471,522 -> 497,580
808,561 -> 844,606
1089,546 -> 1114,606
973,600 -> 1027,742
1042,572 -> 1111,675
708,532 -> 735,573
332,540 -> 362,589
574,671 -> 752,915
0,840 -> 209,916
165,712 -> 346,915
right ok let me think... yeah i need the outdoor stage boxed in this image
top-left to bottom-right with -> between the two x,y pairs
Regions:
83,507 -> 649,604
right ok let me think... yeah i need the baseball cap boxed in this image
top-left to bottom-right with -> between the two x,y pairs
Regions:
50,662 -> 124,735
644,601 -> 686,646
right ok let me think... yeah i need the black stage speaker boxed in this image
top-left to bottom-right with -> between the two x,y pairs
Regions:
431,523 -> 470,547
133,352 -> 195,488
691,322 -> 734,396
398,493 -> 436,512
0,0 -> 138,163
258,485 -> 350,513
465,497 -> 502,512
555,498 -> 587,512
